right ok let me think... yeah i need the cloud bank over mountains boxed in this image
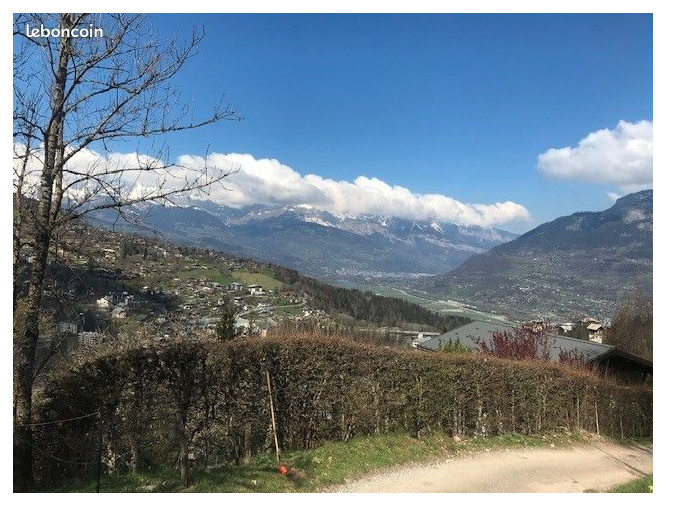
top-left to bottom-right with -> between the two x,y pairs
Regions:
177,153 -> 530,228
15,145 -> 531,228
18,120 -> 654,230
537,120 -> 653,198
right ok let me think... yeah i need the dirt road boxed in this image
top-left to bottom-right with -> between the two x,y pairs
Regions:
335,439 -> 652,493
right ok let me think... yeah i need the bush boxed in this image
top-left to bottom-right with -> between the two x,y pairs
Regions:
474,324 -> 551,360
34,334 -> 652,487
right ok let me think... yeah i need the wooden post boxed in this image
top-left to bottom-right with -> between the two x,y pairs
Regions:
242,422 -> 252,464
265,370 -> 280,463
594,401 -> 600,435
95,412 -> 103,493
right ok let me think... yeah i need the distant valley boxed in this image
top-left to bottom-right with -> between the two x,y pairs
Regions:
87,200 -> 516,282
87,190 -> 652,322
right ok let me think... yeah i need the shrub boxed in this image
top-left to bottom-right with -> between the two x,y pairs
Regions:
474,325 -> 552,360
441,339 -> 472,354
558,349 -> 595,371
33,334 -> 652,488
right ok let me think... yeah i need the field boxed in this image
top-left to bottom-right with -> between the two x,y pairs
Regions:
230,269 -> 284,291
176,266 -> 283,291
365,285 -> 507,322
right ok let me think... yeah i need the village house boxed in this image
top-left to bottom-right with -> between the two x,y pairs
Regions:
111,306 -> 128,319
587,323 -> 605,343
234,316 -> 251,335
198,316 -> 221,333
411,333 -> 429,347
57,321 -> 78,334
254,318 -> 278,337
524,320 -> 548,333
96,296 -> 113,309
248,284 -> 266,296
78,331 -> 99,346
557,323 -> 574,335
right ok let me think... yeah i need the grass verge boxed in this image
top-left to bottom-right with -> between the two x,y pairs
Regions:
54,431 -> 590,493
609,474 -> 653,493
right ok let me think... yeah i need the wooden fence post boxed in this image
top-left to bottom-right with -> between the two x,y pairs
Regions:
265,370 -> 280,463
95,411 -> 103,493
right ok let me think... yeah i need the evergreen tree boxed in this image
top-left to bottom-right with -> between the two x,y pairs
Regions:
216,301 -> 237,342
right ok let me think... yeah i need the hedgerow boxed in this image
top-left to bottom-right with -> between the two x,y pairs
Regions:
34,334 -> 652,487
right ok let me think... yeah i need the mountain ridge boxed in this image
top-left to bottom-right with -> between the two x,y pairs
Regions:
86,199 -> 518,282
419,190 -> 653,320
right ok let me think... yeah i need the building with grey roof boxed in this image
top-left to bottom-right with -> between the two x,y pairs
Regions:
419,320 -> 652,383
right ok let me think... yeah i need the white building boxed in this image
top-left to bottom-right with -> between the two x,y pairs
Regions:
557,323 -> 574,335
587,323 -> 605,343
97,296 -> 113,309
234,316 -> 250,334
57,322 -> 78,334
411,332 -> 432,348
111,306 -> 128,319
248,284 -> 266,296
78,331 -> 99,345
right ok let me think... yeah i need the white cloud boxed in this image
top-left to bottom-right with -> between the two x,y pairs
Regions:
14,146 -> 531,228
537,120 -> 653,198
178,152 -> 530,227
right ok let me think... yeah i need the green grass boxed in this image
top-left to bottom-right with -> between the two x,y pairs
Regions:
609,474 -> 653,493
53,431 -> 588,493
229,269 -> 283,291
174,267 -> 283,292
361,284 -> 507,323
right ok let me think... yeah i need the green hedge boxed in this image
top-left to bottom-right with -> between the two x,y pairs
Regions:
34,334 -> 652,486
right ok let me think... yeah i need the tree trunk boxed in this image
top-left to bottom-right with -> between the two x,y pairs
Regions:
179,434 -> 190,486
13,14 -> 72,491
14,197 -> 54,491
242,422 -> 252,464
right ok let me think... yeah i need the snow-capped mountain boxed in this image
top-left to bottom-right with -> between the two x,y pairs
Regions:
87,199 -> 517,282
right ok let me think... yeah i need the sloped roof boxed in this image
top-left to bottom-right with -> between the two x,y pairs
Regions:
418,320 -> 615,361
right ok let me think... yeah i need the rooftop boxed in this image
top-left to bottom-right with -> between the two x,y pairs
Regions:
419,320 -> 615,361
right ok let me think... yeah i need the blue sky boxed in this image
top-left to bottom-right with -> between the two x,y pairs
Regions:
141,14 -> 652,232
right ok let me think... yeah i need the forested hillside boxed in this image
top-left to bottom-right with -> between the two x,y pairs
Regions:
272,266 -> 469,330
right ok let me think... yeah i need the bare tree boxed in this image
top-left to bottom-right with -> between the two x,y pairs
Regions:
605,291 -> 653,360
13,13 -> 241,491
